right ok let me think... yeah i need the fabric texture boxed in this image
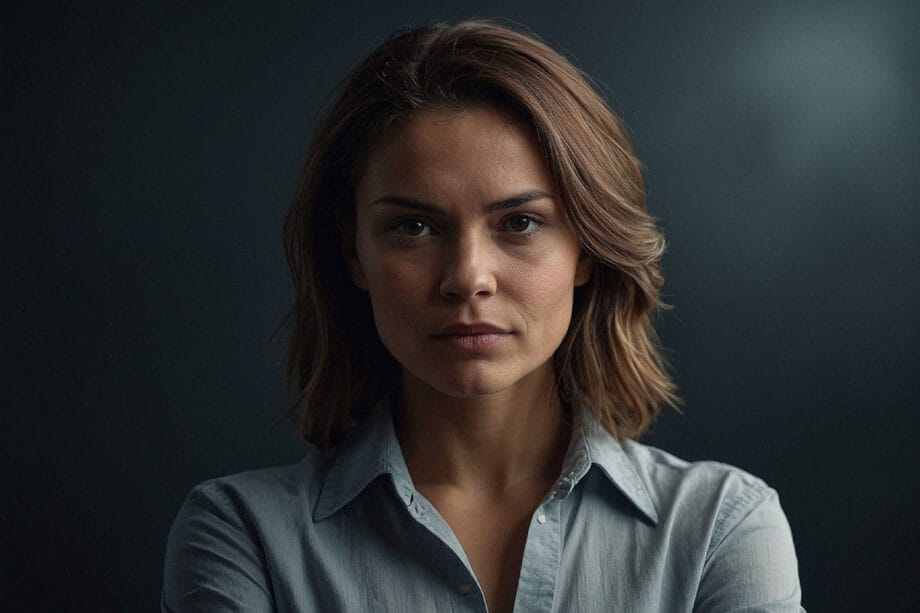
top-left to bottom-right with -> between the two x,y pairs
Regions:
162,399 -> 804,612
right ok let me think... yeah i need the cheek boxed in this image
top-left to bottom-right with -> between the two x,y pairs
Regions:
525,250 -> 580,298
516,254 -> 579,327
363,260 -> 429,326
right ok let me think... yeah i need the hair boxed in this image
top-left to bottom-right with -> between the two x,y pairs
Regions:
281,19 -> 678,449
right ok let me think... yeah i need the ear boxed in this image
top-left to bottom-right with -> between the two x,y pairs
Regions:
574,251 -> 593,287
336,209 -> 369,291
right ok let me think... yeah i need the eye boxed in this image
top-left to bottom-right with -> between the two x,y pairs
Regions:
501,213 -> 542,235
392,218 -> 431,237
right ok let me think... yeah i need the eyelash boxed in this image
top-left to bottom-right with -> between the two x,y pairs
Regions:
389,213 -> 545,242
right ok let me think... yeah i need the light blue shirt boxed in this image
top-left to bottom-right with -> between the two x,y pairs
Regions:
163,399 -> 804,612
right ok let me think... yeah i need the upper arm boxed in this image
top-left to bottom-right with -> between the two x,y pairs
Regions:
162,481 -> 275,613
694,486 -> 804,613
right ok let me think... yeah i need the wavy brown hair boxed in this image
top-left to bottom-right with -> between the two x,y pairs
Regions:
281,20 -> 678,449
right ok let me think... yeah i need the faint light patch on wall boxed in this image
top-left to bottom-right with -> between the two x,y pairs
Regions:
641,2 -> 918,358
730,5 -> 907,183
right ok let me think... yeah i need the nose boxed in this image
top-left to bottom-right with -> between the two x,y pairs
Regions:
439,234 -> 497,301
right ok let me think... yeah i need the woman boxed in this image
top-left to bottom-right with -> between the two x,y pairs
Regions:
163,20 -> 803,612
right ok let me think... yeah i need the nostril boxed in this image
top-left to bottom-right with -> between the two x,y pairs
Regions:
439,274 -> 496,300
438,244 -> 497,299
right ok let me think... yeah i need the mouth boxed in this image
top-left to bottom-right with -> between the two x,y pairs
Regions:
435,322 -> 509,336
431,322 -> 512,351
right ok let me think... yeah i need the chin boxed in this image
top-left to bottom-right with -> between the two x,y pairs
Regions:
434,373 -> 510,398
437,380 -> 509,398
408,361 -> 516,399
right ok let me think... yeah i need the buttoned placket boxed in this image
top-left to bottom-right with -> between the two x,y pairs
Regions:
379,403 -> 593,613
391,475 -> 488,612
396,471 -> 583,613
510,463 -> 585,613
510,498 -> 562,613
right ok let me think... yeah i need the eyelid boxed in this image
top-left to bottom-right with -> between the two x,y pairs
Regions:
498,212 -> 545,234
388,215 -> 435,238
385,211 -> 544,241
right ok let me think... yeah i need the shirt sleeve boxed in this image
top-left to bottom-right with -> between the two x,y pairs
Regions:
162,481 -> 275,612
694,485 -> 805,613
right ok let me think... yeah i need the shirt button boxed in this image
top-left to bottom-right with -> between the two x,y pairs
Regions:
537,513 -> 546,524
457,583 -> 473,595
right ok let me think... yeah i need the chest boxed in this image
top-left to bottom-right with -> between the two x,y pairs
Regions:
420,488 -> 546,613
268,478 -> 702,613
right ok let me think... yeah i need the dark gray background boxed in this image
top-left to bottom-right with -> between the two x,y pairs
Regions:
3,1 -> 918,611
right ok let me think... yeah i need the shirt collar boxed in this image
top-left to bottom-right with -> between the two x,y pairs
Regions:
560,400 -> 659,525
313,395 -> 413,521
313,396 -> 659,525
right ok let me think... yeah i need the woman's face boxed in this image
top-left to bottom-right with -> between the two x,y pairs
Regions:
350,106 -> 591,400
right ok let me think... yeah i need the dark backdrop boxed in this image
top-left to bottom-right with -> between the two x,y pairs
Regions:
3,1 -> 918,611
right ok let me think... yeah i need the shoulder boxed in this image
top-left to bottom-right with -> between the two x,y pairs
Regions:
162,447 -> 331,610
621,440 -> 776,543
622,438 -> 768,490
620,440 -> 803,610
177,446 -> 330,531
622,440 -> 787,556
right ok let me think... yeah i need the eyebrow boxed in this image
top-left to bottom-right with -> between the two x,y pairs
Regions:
369,189 -> 554,213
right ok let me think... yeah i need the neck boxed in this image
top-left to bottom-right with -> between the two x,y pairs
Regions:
395,367 -> 572,498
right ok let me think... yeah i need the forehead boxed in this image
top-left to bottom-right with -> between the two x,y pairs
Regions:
356,106 -> 553,203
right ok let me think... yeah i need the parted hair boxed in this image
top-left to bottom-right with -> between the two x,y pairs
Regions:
281,19 -> 678,449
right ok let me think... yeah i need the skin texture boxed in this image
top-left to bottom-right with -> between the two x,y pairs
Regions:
350,106 -> 590,406
349,106 -> 592,613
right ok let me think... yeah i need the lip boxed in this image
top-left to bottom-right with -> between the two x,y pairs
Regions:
433,322 -> 510,336
431,322 -> 512,351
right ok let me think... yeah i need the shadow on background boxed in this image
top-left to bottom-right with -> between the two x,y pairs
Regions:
2,1 -> 917,610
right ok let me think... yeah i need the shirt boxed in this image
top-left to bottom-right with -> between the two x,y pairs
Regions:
162,399 -> 804,612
